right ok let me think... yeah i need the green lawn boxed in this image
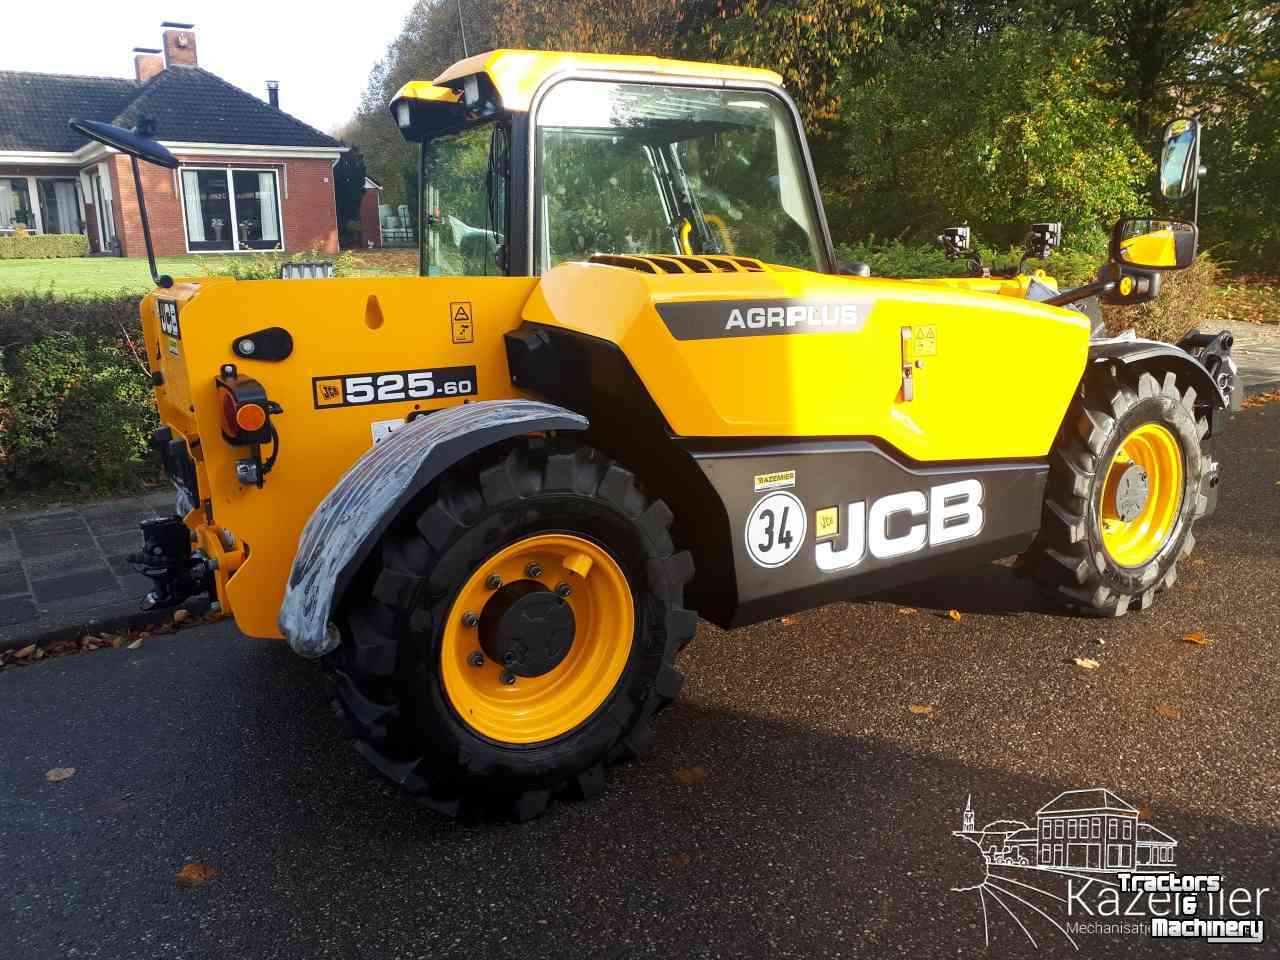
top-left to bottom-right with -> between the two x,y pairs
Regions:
0,256 -> 212,296
0,251 -> 417,298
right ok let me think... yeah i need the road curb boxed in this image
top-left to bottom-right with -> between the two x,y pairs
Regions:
0,599 -> 211,654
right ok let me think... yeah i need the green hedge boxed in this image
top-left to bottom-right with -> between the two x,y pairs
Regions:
0,291 -> 158,497
0,233 -> 90,260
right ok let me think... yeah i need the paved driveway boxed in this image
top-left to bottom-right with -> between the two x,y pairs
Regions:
2,404 -> 1277,959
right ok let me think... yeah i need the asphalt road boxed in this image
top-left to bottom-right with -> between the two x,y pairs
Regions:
2,403 -> 1278,960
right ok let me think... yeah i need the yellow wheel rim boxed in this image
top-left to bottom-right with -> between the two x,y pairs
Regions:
1099,423 -> 1184,567
440,533 -> 634,745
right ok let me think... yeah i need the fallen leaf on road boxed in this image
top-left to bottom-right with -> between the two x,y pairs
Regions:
126,638 -> 143,650
45,767 -> 76,782
1154,704 -> 1181,719
1183,632 -> 1211,646
669,853 -> 691,867
1073,657 -> 1101,670
897,607 -> 918,615
173,609 -> 190,624
175,863 -> 218,889
674,766 -> 707,786
947,609 -> 962,622
108,635 -> 123,649
908,704 -> 934,715
14,644 -> 36,659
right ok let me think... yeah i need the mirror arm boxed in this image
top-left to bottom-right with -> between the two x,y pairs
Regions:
1045,279 -> 1116,308
130,155 -> 172,289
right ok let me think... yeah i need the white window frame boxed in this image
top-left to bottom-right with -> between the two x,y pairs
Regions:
34,176 -> 87,235
179,165 -> 285,254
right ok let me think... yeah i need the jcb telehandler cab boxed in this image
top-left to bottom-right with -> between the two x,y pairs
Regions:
79,51 -> 1235,819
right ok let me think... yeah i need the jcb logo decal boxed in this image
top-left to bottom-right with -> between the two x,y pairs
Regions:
816,480 -> 984,571
312,366 -> 478,409
158,300 -> 180,339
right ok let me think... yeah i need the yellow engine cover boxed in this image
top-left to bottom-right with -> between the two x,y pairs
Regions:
523,260 -> 1091,462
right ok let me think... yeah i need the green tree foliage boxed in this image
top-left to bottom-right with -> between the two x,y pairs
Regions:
679,0 -> 899,125
823,27 -> 1147,247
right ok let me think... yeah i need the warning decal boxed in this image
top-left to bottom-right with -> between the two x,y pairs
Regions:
449,301 -> 474,343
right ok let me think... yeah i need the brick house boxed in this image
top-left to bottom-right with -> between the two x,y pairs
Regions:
0,22 -> 344,257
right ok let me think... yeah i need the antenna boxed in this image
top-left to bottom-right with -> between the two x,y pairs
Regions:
456,0 -> 469,57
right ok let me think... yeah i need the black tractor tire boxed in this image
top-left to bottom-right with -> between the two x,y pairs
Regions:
328,439 -> 696,820
1022,366 -> 1211,617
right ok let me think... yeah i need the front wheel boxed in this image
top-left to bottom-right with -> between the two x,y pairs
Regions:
1023,367 -> 1212,616
331,441 -> 696,819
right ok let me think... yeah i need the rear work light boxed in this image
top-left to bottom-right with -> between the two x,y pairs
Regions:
215,364 -> 283,487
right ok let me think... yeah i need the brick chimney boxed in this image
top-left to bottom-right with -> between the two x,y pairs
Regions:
266,80 -> 280,109
133,47 -> 164,84
161,21 -> 197,67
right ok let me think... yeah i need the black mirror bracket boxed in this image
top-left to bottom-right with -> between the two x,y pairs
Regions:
130,155 -> 173,289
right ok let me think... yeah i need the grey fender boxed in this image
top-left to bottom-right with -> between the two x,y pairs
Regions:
1088,336 -> 1228,415
279,400 -> 588,658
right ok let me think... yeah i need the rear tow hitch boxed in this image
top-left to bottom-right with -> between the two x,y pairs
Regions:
128,516 -> 213,609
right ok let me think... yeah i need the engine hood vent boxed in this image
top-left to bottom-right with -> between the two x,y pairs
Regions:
587,254 -> 771,275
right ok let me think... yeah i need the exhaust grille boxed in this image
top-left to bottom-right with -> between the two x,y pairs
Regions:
587,254 -> 770,275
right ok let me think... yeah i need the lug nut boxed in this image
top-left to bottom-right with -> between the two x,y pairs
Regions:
468,652 -> 485,667
463,611 -> 479,628
485,574 -> 503,590
555,582 -> 571,598
500,670 -> 516,685
525,562 -> 542,577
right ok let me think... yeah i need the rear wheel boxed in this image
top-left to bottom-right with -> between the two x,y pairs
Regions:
1023,367 -> 1210,616
330,440 -> 696,819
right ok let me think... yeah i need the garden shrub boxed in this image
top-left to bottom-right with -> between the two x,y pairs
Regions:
0,290 -> 158,497
196,249 -> 363,281
0,233 -> 90,259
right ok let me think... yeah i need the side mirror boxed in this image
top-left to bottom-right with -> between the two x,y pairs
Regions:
68,119 -> 178,169
69,119 -> 177,288
1111,218 -> 1198,270
1159,118 -> 1200,201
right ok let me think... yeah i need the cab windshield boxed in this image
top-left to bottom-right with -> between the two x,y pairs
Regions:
534,80 -> 827,272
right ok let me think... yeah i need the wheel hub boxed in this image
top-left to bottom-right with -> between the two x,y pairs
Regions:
478,580 -> 576,678
1112,463 -> 1150,521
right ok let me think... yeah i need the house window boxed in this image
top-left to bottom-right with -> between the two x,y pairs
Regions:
1054,820 -> 1064,839
181,167 -> 282,252
1092,817 -> 1101,838
1108,818 -> 1118,839
1040,844 -> 1050,863
38,179 -> 83,235
1068,820 -> 1077,839
0,178 -> 35,231
1122,820 -> 1132,840
1041,822 -> 1051,839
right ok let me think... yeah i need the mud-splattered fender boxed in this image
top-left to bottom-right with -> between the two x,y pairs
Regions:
279,400 -> 588,658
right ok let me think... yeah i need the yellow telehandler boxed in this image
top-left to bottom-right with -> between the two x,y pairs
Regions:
75,51 -> 1235,819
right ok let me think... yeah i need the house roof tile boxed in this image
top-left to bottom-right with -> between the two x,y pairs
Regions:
0,66 -> 340,154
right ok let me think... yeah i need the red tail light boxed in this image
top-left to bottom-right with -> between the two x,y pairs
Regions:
215,368 -> 272,446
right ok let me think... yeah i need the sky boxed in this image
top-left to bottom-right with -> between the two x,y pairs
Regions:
1,0 -> 419,135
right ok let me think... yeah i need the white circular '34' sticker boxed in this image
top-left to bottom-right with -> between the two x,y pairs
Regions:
745,492 -> 806,568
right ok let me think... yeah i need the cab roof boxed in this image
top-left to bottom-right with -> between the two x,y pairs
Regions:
394,48 -> 785,114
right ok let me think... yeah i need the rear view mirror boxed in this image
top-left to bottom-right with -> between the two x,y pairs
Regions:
1159,118 -> 1200,200
1111,218 -> 1198,270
